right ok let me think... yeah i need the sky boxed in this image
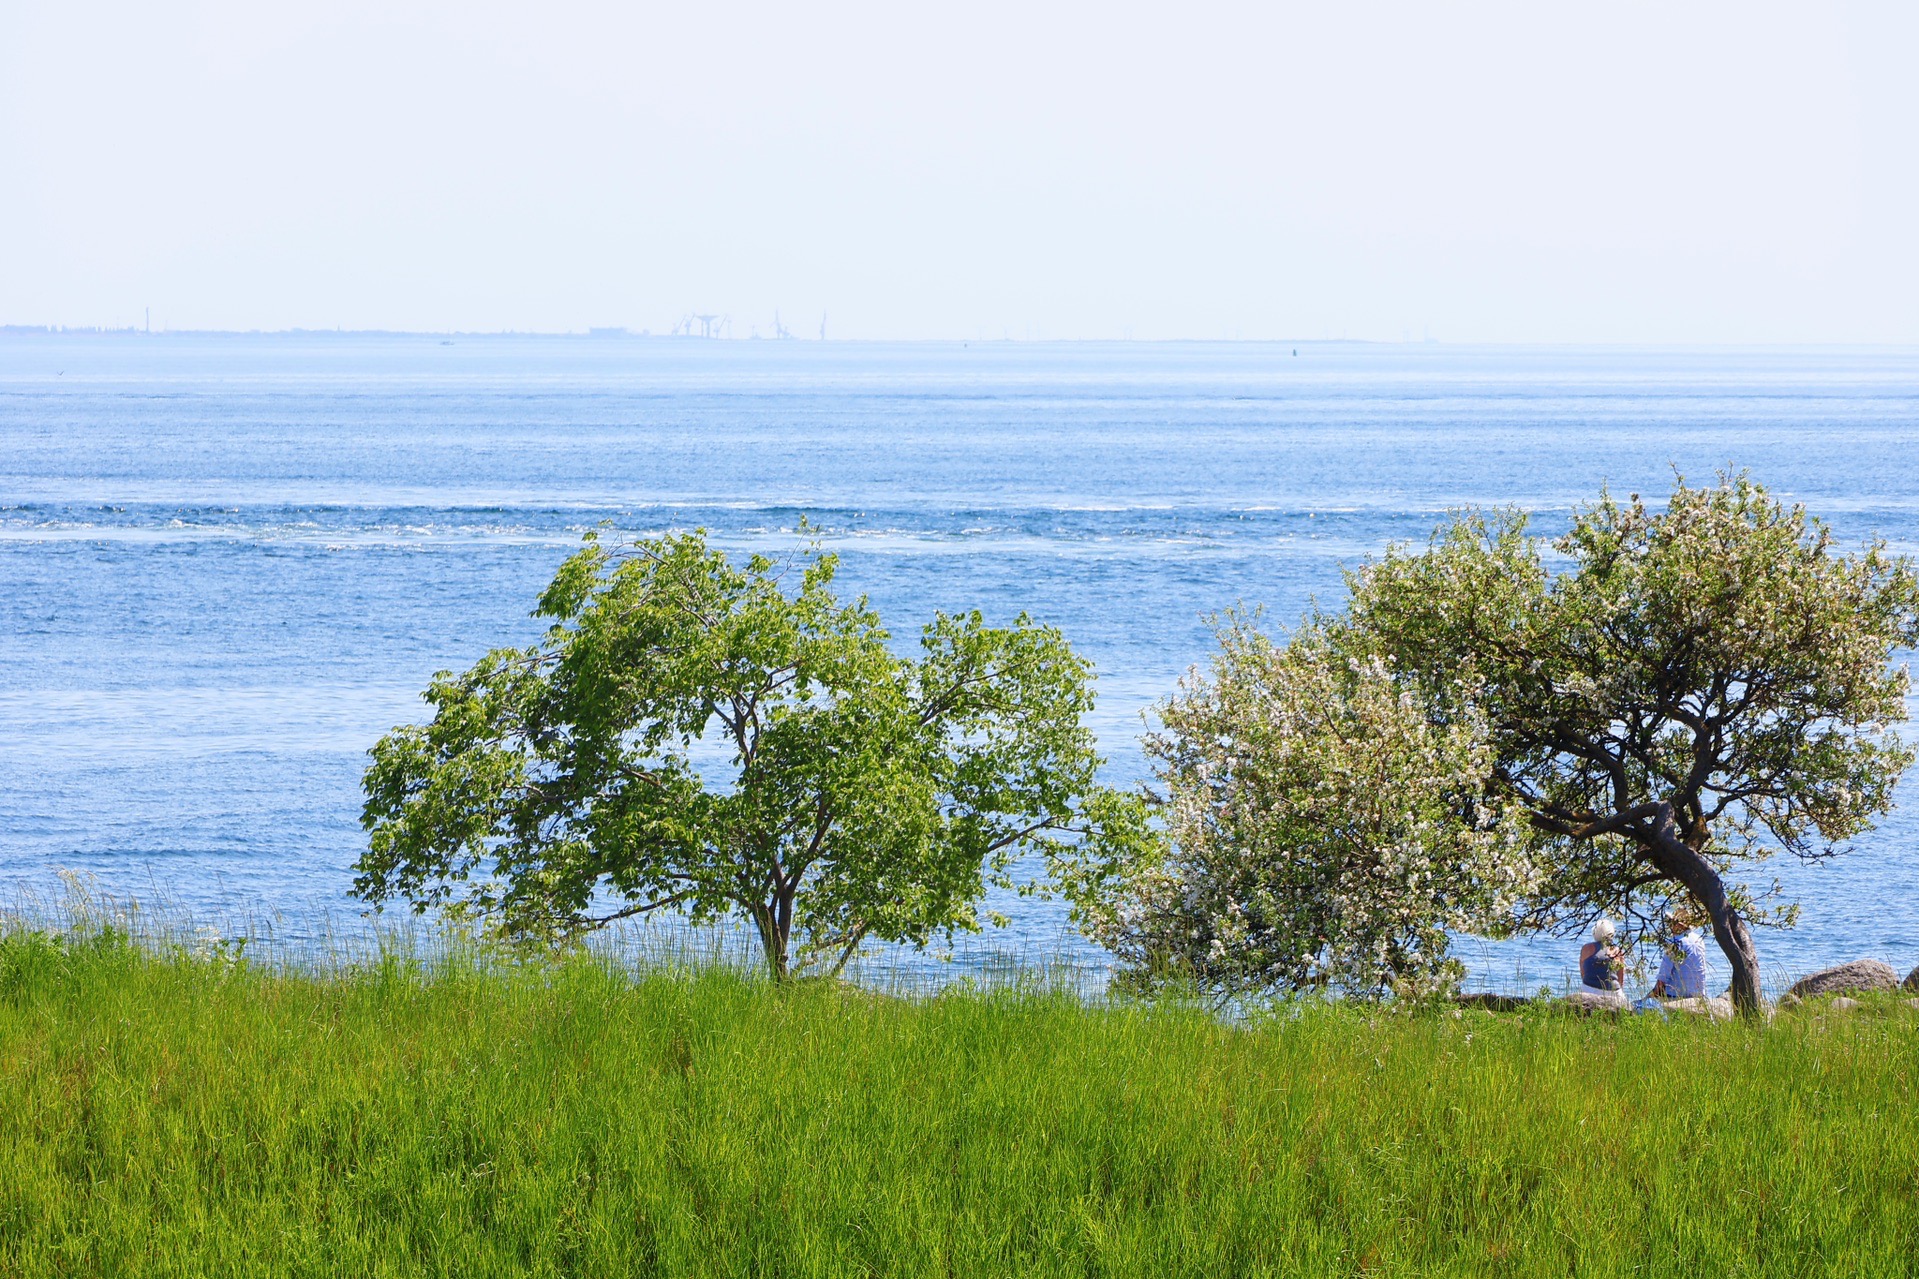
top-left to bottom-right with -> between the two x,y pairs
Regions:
3,1 -> 1916,342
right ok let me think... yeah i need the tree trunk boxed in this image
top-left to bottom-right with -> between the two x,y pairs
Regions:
1705,896 -> 1763,1015
1646,803 -> 1763,1015
749,901 -> 790,981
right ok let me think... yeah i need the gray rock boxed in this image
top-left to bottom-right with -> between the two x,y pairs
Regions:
1664,996 -> 1735,1022
1564,989 -> 1629,1014
1828,996 -> 1861,1012
1787,959 -> 1900,999
1905,964 -> 1919,992
1779,992 -> 1802,1010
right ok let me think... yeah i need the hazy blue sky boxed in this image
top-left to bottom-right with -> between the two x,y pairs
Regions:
4,2 -> 1916,341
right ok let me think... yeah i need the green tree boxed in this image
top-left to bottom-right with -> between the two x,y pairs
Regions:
1344,475 -> 1919,1012
1055,616 -> 1537,1000
356,530 -> 1115,980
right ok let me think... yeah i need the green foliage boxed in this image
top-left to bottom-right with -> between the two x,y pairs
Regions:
357,529 -> 1116,979
1062,474 -> 1918,1012
1344,473 -> 1919,1007
4,936 -> 1919,1277
1055,616 -> 1536,1000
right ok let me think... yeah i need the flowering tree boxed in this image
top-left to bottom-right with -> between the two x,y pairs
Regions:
1062,476 -> 1917,1012
356,530 -> 1117,981
1054,617 -> 1536,1000
1346,475 -> 1919,1013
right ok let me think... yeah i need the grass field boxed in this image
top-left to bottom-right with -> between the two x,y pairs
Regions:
2,926 -> 1915,1278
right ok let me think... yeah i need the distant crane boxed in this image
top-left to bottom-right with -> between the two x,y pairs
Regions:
675,313 -> 729,338
818,312 -> 827,341
772,310 -> 793,340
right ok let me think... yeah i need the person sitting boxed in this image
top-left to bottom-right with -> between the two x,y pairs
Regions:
1579,919 -> 1624,993
1650,913 -> 1709,1000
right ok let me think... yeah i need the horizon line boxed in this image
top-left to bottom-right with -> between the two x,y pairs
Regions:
6,325 -> 1919,350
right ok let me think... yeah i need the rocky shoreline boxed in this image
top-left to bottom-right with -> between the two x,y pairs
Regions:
1456,957 -> 1919,1019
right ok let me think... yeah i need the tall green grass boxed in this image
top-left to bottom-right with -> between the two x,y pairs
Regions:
1,927 -> 1915,1277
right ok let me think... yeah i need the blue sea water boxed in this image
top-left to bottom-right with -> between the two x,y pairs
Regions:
3,333 -> 1917,994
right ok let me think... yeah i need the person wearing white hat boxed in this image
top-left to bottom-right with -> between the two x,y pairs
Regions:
1579,918 -> 1625,994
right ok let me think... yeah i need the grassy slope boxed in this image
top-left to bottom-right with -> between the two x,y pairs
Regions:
1,932 -> 1915,1278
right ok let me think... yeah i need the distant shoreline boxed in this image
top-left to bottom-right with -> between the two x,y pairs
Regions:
13,327 -> 1919,350
0,325 -> 1395,344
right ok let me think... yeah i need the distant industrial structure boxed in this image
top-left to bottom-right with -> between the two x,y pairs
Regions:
673,314 -> 729,338
660,311 -> 825,339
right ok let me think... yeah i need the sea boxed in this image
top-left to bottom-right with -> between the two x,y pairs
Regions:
3,333 -> 1917,996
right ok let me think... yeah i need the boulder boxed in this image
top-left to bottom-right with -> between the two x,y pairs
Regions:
1828,996 -> 1861,1012
1564,989 -> 1629,1015
1905,964 -> 1919,992
1787,959 -> 1900,999
1664,996 -> 1735,1022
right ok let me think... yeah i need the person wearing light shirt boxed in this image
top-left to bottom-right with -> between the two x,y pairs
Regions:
1650,916 -> 1710,1000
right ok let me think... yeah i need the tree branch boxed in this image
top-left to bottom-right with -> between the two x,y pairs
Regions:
584,889 -> 696,927
1528,800 -> 1666,842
